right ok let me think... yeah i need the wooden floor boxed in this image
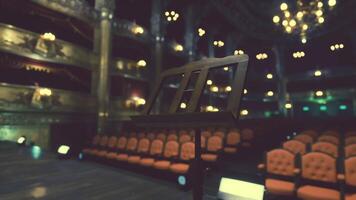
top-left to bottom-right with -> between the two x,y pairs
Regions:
0,142 -> 194,200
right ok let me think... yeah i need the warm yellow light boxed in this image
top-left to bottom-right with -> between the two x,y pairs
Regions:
280,3 -> 288,11
41,32 -> 56,41
297,11 -> 304,19
300,51 -> 305,57
285,26 -> 292,33
241,109 -> 249,116
285,103 -> 292,109
206,105 -> 214,112
289,19 -> 296,27
225,86 -> 232,92
137,60 -> 147,67
315,90 -> 324,96
214,41 -> 218,46
301,38 -> 307,44
267,91 -> 274,97
198,28 -> 206,37
137,98 -> 146,105
273,15 -> 280,23
266,73 -> 273,79
218,41 -> 225,47
335,44 -> 340,49
314,70 -> 322,77
256,54 -> 262,60
282,20 -> 288,26
211,86 -> 219,92
207,80 -> 213,85
316,10 -> 323,17
330,45 -> 335,51
39,88 -> 52,96
132,26 -> 144,34
284,11 -> 291,18
170,11 -> 175,15
328,0 -> 336,7
165,11 -> 170,16
175,44 -> 184,52
302,24 -> 308,30
213,108 -> 219,112
223,67 -> 229,71
318,2 -> 323,8
238,50 -> 244,55
318,17 -> 325,24
293,53 -> 297,58
167,17 -> 172,21
340,44 -> 344,49
244,89 -> 248,94
180,102 -> 187,109
234,49 -> 244,55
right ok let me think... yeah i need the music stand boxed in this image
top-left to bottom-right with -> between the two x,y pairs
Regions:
132,54 -> 249,200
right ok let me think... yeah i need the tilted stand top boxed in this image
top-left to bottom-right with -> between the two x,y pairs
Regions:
131,54 -> 249,200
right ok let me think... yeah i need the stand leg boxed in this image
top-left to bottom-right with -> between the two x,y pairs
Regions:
193,128 -> 203,200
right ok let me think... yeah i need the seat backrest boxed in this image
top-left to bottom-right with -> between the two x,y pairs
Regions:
149,139 -> 164,156
163,140 -> 179,158
321,130 -> 339,138
179,142 -> 195,161
345,136 -> 356,146
147,132 -> 155,140
178,130 -> 189,137
202,130 -> 212,138
137,132 -> 146,139
300,130 -> 318,139
179,134 -> 192,143
294,134 -> 314,144
283,140 -> 307,155
92,135 -> 101,145
345,156 -> 356,187
346,131 -> 356,138
241,128 -> 254,140
213,130 -> 225,139
345,144 -> 356,158
126,137 -> 138,151
201,136 -> 207,148
226,130 -> 240,145
116,136 -> 127,150
301,152 -> 337,183
107,136 -> 118,148
137,138 -> 150,153
312,142 -> 338,157
99,135 -> 109,147
206,136 -> 223,152
317,135 -> 339,145
167,134 -> 178,141
266,149 -> 295,177
156,132 -> 167,141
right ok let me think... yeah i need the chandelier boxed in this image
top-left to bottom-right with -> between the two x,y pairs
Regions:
272,0 -> 337,43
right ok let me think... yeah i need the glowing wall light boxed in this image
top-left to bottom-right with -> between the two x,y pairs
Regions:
302,106 -> 310,112
180,102 -> 187,109
285,103 -> 292,109
240,109 -> 248,116
57,145 -> 70,155
339,105 -> 347,110
17,136 -> 26,145
320,105 -> 327,111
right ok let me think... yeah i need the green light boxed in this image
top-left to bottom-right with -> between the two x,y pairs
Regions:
339,105 -> 347,110
320,105 -> 327,111
302,106 -> 310,112
264,111 -> 272,117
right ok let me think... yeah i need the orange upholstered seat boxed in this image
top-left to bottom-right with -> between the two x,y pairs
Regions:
312,142 -> 338,157
179,134 -> 192,143
346,136 -> 356,146
169,142 -> 195,174
261,149 -> 296,196
82,135 -> 101,154
201,130 -> 212,138
318,135 -> 339,145
116,137 -> 138,161
346,194 -> 356,200
153,140 -> 179,170
91,135 -> 109,156
241,128 -> 254,147
139,139 -> 164,167
321,130 -> 340,138
127,138 -> 150,164
156,132 -> 167,141
224,129 -> 240,154
167,133 -> 178,141
178,130 -> 188,137
265,179 -> 294,196
97,136 -> 118,157
297,185 -> 340,200
283,139 -> 307,155
344,156 -> 356,199
300,130 -> 319,140
213,130 -> 225,139
294,134 -> 314,144
297,152 -> 341,200
105,136 -> 127,159
345,144 -> 356,157
202,136 -> 222,162
346,131 -> 356,138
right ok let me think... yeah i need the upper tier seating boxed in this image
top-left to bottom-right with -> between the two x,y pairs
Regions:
294,134 -> 314,144
241,128 -> 254,147
201,136 -> 223,162
106,136 -> 127,159
169,142 -> 195,174
139,139 -> 164,167
223,129 -> 240,154
128,138 -> 151,164
312,141 -> 339,157
115,137 -> 138,162
283,139 -> 307,155
153,140 -> 179,170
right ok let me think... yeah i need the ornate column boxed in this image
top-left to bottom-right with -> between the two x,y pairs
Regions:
95,0 -> 115,134
273,44 -> 289,117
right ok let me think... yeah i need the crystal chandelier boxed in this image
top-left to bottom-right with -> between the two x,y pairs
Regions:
272,0 -> 337,43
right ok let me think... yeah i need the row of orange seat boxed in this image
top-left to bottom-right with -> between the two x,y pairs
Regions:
259,129 -> 356,200
283,130 -> 356,158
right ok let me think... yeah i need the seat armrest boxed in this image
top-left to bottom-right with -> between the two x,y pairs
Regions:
294,168 -> 301,175
257,163 -> 265,170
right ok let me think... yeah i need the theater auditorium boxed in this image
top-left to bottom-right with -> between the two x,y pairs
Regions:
0,0 -> 355,200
